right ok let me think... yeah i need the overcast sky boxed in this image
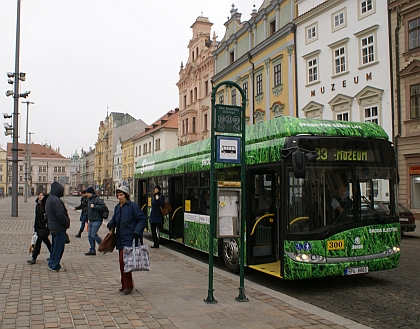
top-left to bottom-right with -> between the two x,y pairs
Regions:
0,0 -> 257,157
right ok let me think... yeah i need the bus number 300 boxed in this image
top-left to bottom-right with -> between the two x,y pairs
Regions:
327,240 -> 345,250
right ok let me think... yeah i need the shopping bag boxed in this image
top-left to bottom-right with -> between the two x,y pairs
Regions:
29,233 -> 37,256
98,231 -> 116,253
123,240 -> 150,273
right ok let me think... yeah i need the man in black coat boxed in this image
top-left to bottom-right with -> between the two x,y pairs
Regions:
45,182 -> 70,272
85,187 -> 107,255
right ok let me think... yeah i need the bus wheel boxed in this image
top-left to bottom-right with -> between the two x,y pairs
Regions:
223,239 -> 240,273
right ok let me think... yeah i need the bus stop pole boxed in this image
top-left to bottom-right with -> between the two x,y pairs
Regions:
236,88 -> 248,302
204,86 -> 217,304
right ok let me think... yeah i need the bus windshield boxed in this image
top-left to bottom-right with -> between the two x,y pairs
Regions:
285,164 -> 397,239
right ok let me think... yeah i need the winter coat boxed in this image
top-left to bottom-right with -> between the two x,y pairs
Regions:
75,196 -> 88,215
34,200 -> 50,237
149,192 -> 165,224
108,200 -> 147,250
45,182 -> 70,232
87,194 -> 107,222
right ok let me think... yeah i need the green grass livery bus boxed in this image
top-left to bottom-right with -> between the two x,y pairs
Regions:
134,116 -> 400,280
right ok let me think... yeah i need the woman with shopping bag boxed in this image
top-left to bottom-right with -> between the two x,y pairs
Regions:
106,186 -> 147,295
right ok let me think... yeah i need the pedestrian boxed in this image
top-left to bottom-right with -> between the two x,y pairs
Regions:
85,186 -> 107,256
74,189 -> 88,238
149,185 -> 165,248
107,186 -> 147,294
45,182 -> 70,272
27,191 -> 51,265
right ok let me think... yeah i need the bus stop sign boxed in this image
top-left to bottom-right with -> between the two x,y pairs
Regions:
215,105 -> 242,133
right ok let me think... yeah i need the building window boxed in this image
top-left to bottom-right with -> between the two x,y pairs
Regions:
0,165 -> 2,171
143,143 -> 147,154
364,106 -> 378,124
231,89 -> 236,106
19,165 -> 23,172
242,82 -> 248,99
155,139 -> 161,151
194,87 -> 197,101
0,175 -> 2,182
183,95 -> 187,109
358,0 -> 375,20
204,114 -> 208,131
337,112 -> 349,121
256,74 -> 263,95
409,18 -> 420,50
274,64 -> 282,86
230,51 -> 235,64
410,84 -> 420,119
361,35 -> 374,65
332,8 -> 347,32
334,46 -> 346,74
269,20 -> 276,36
205,81 -> 209,96
308,58 -> 318,83
186,118 -> 189,134
19,176 -> 23,182
306,23 -> 318,44
334,12 -> 344,28
190,90 -> 193,104
219,94 -> 224,104
192,117 -> 196,133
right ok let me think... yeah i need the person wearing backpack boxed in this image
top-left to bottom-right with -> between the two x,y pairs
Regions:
149,185 -> 165,248
85,187 -> 107,256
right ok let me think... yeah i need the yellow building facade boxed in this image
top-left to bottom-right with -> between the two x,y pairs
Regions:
121,138 -> 134,193
212,1 -> 296,123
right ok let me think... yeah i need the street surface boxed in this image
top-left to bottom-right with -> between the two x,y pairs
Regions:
66,196 -> 420,329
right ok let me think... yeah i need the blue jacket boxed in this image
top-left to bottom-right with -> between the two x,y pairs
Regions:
46,182 -> 70,232
108,200 -> 147,250
149,192 -> 165,224
87,194 -> 107,222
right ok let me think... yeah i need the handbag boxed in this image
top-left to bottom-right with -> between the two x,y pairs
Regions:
160,201 -> 172,216
65,233 -> 70,244
98,231 -> 116,254
29,233 -> 37,256
123,240 -> 150,273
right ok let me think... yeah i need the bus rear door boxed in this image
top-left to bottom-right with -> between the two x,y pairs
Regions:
247,171 -> 278,270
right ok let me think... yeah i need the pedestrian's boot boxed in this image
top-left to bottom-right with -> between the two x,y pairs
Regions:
75,232 -> 82,238
27,258 -> 36,265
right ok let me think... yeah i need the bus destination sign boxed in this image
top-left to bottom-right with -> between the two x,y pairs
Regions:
215,105 -> 242,133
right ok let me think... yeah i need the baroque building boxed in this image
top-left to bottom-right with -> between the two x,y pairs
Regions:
0,147 -> 7,196
177,15 -> 218,145
212,1 -> 297,124
94,111 -> 146,195
389,0 -> 420,212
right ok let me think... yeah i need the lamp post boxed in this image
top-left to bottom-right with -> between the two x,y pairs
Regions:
11,0 -> 22,216
28,132 -> 33,197
22,101 -> 34,202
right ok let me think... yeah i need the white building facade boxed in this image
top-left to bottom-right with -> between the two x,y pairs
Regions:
295,0 -> 393,139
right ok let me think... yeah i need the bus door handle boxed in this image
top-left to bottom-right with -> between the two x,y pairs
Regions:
250,213 -> 274,236
171,206 -> 183,220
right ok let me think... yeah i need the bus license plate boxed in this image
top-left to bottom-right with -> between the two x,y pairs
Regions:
344,266 -> 368,276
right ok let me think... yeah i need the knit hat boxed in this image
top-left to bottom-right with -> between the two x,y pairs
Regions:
116,186 -> 129,195
86,187 -> 95,194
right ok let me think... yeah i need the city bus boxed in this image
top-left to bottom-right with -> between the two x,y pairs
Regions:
134,116 -> 400,280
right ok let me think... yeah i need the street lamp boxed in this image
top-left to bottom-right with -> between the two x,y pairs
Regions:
5,0 -> 26,216
22,101 -> 34,202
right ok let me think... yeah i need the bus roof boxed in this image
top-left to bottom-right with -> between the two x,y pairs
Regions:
135,116 -> 389,178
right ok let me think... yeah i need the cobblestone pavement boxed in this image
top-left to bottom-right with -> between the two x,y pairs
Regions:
0,196 -> 371,329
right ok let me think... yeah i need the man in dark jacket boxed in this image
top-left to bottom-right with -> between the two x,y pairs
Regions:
85,187 -> 107,255
74,190 -> 88,238
45,181 -> 70,272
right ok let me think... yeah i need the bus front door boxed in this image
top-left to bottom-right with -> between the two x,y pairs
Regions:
169,176 -> 184,241
247,171 -> 278,267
